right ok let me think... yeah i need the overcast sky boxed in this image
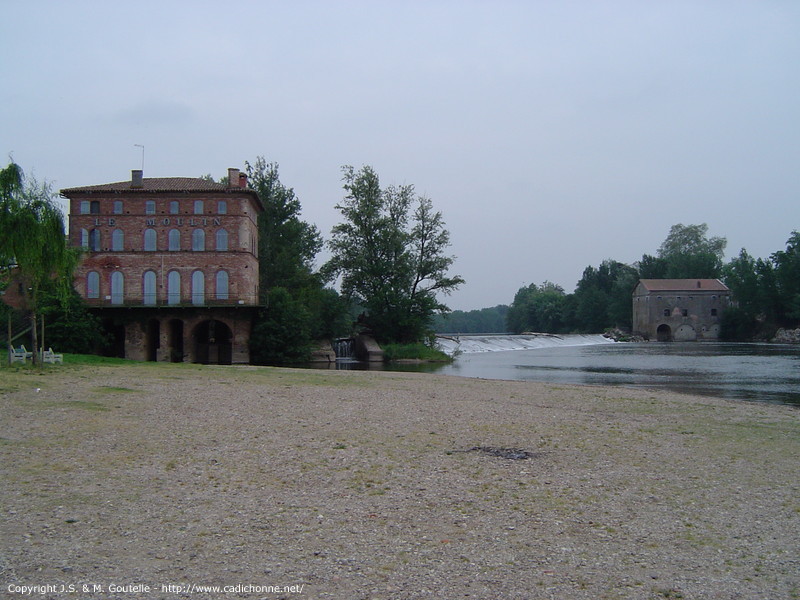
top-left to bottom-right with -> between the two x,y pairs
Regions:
3,1 -> 798,310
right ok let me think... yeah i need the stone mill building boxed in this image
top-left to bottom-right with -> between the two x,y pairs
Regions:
61,168 -> 263,364
632,279 -> 731,341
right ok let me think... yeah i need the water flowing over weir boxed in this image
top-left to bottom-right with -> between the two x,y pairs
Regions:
435,333 -> 615,355
332,338 -> 356,360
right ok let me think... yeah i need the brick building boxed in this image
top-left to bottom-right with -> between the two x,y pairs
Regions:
61,168 -> 263,363
632,279 -> 731,341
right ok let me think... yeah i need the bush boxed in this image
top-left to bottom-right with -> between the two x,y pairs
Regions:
382,342 -> 452,362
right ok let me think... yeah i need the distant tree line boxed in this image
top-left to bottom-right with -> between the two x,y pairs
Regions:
432,305 -> 509,333
505,224 -> 800,339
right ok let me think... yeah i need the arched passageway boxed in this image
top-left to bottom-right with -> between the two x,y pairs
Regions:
193,319 -> 233,365
656,324 -> 672,342
145,319 -> 160,361
168,319 -> 184,363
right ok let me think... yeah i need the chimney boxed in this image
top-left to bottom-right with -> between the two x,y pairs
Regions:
227,168 -> 239,188
238,172 -> 248,188
131,169 -> 143,188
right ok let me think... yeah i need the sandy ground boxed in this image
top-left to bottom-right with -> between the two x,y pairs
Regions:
1,362 -> 798,599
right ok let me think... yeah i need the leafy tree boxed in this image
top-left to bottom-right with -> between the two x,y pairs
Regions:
770,231 -> 800,326
432,305 -> 509,333
572,260 -> 638,332
38,283 -> 110,354
324,165 -> 464,344
245,157 -> 323,296
506,282 -> 567,333
243,158 -> 349,363
249,287 -> 312,364
0,162 -> 77,365
644,223 -> 727,279
720,233 -> 800,338
722,249 -> 761,317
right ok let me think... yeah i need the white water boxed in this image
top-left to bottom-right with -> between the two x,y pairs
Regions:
435,333 -> 616,356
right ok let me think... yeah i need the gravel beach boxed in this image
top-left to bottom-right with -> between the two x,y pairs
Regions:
1,362 -> 798,599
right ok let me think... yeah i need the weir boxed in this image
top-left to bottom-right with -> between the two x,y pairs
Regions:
435,333 -> 615,356
332,338 -> 356,360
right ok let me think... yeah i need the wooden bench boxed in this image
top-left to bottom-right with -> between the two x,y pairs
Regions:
42,348 -> 63,364
9,346 -> 28,364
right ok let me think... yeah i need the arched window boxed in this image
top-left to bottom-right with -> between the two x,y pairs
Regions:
167,271 -> 181,305
80,228 -> 89,248
217,200 -> 227,214
145,200 -> 156,215
168,229 -> 181,251
192,229 -> 205,251
144,228 -> 157,251
143,270 -> 157,305
89,229 -> 101,251
216,228 -> 228,251
87,271 -> 100,299
191,271 -> 205,305
111,271 -> 124,305
169,200 -> 180,214
216,270 -> 229,300
112,228 -> 124,251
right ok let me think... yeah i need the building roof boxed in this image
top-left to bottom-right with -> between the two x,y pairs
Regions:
638,279 -> 729,292
60,177 -> 264,211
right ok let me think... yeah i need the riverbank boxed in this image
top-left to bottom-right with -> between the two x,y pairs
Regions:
1,363 -> 798,599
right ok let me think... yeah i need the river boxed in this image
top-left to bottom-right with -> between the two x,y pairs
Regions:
416,335 -> 800,406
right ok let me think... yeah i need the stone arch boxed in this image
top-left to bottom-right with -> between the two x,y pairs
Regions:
192,319 -> 233,365
656,324 -> 672,342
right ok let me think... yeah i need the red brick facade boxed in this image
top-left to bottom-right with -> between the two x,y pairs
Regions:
61,169 -> 263,363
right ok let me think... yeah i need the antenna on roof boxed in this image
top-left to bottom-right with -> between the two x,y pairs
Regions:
133,144 -> 145,171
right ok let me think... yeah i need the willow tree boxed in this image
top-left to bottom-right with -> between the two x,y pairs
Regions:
0,162 -> 77,365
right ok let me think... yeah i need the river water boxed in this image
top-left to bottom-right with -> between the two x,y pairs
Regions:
422,335 -> 800,406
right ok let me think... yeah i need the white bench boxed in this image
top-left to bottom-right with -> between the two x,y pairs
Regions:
9,345 -> 33,364
42,348 -> 63,364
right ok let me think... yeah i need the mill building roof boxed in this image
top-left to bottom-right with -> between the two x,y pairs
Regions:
60,172 -> 264,212
637,279 -> 729,292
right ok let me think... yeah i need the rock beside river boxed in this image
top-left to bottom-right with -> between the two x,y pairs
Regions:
772,327 -> 800,343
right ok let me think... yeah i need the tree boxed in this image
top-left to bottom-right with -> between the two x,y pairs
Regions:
245,157 -> 323,297
770,231 -> 800,326
249,288 -> 312,364
324,165 -> 464,344
1,162 -> 77,365
652,223 -> 727,279
242,158 -> 350,363
506,282 -> 567,334
571,260 -> 638,332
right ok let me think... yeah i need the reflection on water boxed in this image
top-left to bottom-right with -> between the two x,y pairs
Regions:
302,338 -> 800,406
431,341 -> 800,406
